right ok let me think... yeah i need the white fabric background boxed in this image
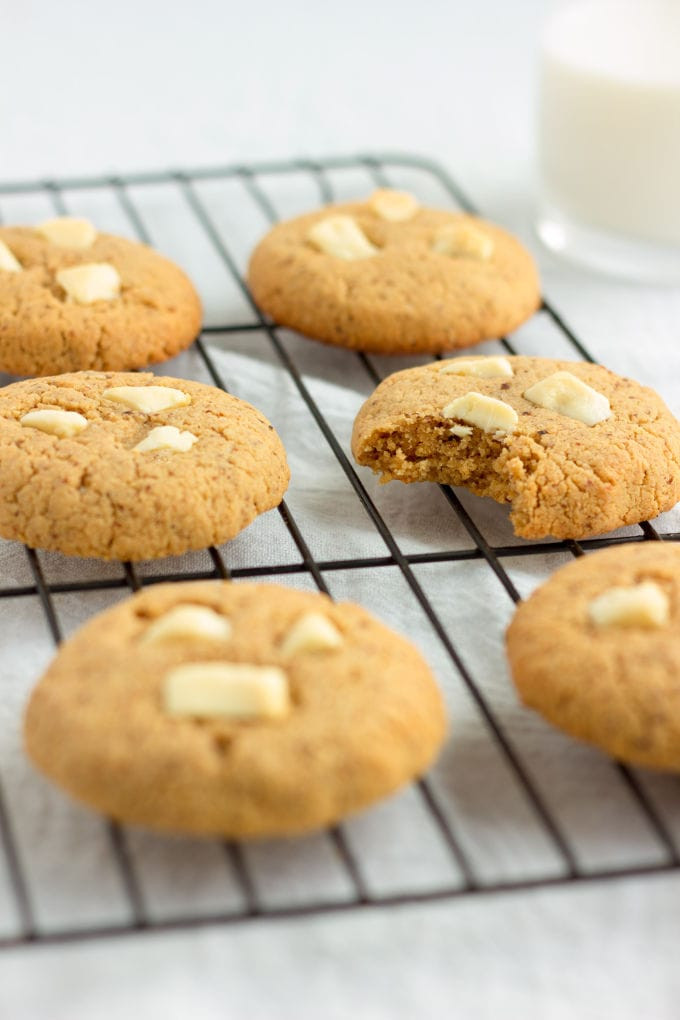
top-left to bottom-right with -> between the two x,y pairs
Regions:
1,1 -> 680,1016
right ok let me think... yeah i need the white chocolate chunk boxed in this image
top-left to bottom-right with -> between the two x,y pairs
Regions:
142,605 -> 232,644
56,263 -> 120,304
588,582 -> 669,629
450,424 -> 473,438
442,392 -> 518,434
164,662 -> 290,720
36,217 -> 97,248
280,612 -> 344,659
308,215 -> 378,260
102,386 -> 191,414
369,188 -> 420,222
0,239 -> 21,272
432,222 -> 494,260
20,408 -> 88,438
133,425 -> 198,453
523,371 -> 611,426
440,356 -> 513,379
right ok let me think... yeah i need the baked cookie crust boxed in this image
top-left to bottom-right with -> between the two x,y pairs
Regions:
0,226 -> 202,376
506,544 -> 680,770
0,371 -> 289,560
247,197 -> 540,354
351,355 -> 680,539
24,581 -> 448,837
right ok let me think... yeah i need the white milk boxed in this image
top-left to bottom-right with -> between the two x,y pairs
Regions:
538,0 -> 680,247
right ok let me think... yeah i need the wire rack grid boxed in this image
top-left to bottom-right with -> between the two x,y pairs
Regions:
0,154 -> 679,951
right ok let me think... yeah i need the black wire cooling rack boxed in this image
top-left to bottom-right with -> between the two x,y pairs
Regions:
0,154 -> 679,950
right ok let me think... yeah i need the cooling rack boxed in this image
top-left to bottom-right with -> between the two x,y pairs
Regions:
0,154 -> 679,951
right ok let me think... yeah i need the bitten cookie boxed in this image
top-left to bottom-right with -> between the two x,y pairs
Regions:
24,581 -> 447,837
0,372 -> 289,560
247,189 -> 540,354
351,354 -> 680,539
506,543 -> 680,770
0,217 -> 202,376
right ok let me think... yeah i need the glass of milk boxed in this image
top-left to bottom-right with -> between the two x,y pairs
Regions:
536,0 -> 680,282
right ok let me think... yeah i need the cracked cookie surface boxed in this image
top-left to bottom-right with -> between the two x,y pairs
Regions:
506,544 -> 680,770
247,197 -> 540,354
0,371 -> 289,560
351,355 -> 680,539
24,580 -> 447,837
0,227 -> 202,376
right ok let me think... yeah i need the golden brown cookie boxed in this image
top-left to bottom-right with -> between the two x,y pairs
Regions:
24,581 -> 448,837
506,543 -> 680,770
0,218 -> 202,376
0,371 -> 289,560
247,190 -> 540,354
351,354 -> 680,539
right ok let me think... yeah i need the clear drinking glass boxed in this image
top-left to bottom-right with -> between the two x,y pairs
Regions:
535,0 -> 680,283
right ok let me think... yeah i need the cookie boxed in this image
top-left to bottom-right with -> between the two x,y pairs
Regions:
24,581 -> 448,837
0,371 -> 289,560
351,354 -> 680,539
0,217 -> 202,376
506,543 -> 680,770
247,189 -> 540,355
